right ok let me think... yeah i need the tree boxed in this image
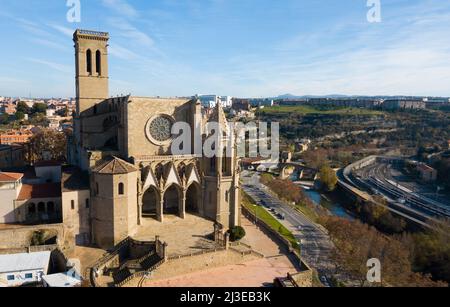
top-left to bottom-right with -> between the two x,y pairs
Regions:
16,101 -> 31,114
15,111 -> 25,121
29,129 -> 67,162
319,165 -> 338,191
32,102 -> 47,114
0,113 -> 9,125
322,216 -> 447,287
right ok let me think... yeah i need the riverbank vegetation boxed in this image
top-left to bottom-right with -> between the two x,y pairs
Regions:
260,171 -> 450,285
321,216 -> 447,287
260,174 -> 324,221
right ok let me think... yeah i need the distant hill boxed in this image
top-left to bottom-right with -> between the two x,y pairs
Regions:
273,94 -> 352,100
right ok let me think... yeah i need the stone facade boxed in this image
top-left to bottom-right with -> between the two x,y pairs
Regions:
68,30 -> 241,249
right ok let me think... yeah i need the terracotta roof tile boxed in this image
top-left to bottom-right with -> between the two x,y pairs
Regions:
17,183 -> 61,200
0,172 -> 23,182
92,156 -> 137,174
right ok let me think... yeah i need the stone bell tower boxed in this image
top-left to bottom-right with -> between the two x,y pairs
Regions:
73,29 -> 109,116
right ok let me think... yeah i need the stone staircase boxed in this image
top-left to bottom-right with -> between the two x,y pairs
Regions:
113,267 -> 132,284
113,252 -> 164,286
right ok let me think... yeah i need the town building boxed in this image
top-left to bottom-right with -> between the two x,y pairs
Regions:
0,144 -> 27,169
198,95 -> 233,108
42,271 -> 82,287
231,98 -> 251,111
0,251 -> 50,287
0,172 -> 23,224
0,103 -> 16,115
0,129 -> 33,145
0,162 -> 63,225
248,98 -> 274,108
417,163 -> 437,182
382,99 -> 426,110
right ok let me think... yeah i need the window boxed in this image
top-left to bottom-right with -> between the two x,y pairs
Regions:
86,49 -> 92,74
96,50 -> 101,75
25,273 -> 33,279
118,183 -> 124,195
47,202 -> 55,213
28,203 -> 36,214
85,199 -> 90,209
7,275 -> 14,281
71,200 -> 75,210
38,202 -> 45,213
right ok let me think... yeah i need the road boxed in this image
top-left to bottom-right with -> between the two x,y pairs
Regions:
241,171 -> 334,280
355,162 -> 450,219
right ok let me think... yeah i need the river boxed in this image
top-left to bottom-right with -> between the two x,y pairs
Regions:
304,189 -> 353,220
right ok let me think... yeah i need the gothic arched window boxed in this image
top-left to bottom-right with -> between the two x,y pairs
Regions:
86,49 -> 92,74
96,50 -> 101,75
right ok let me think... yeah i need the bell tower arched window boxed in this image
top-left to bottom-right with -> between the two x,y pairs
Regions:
96,50 -> 101,75
86,49 -> 92,74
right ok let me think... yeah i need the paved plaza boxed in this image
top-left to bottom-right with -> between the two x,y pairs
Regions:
140,215 -> 299,287
134,214 -> 218,257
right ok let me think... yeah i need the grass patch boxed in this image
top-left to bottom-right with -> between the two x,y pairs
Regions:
259,105 -> 384,116
242,192 -> 299,249
295,204 -> 320,223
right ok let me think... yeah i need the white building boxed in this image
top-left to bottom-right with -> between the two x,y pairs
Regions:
198,95 -> 233,108
42,271 -> 82,288
0,172 -> 23,224
0,251 -> 51,287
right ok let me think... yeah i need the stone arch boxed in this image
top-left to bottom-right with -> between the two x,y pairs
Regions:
186,182 -> 201,215
47,202 -> 55,213
38,202 -> 45,213
28,203 -> 36,215
142,186 -> 159,219
163,184 -> 181,215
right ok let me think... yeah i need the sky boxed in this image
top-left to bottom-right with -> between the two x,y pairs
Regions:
1,0 -> 450,98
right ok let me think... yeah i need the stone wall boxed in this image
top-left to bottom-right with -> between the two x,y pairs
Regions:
0,223 -> 72,252
150,249 -> 261,281
241,205 -> 313,287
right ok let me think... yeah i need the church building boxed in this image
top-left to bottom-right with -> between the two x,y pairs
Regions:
67,30 -> 241,249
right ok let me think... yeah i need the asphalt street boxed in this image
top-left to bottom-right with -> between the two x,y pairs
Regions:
241,171 -> 334,280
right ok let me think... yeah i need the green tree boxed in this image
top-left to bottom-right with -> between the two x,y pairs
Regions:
229,226 -> 246,241
32,102 -> 47,114
0,113 -> 10,125
15,111 -> 25,121
16,101 -> 31,114
319,165 -> 338,191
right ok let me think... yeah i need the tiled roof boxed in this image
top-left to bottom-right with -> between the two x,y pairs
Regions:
17,183 -> 61,200
92,156 -> 138,174
62,167 -> 89,192
0,172 -> 23,182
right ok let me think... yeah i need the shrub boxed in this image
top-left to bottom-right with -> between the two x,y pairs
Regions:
229,226 -> 246,241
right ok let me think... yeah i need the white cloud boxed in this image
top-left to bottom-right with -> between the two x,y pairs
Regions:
49,24 -> 75,38
101,0 -> 139,18
26,58 -> 72,73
